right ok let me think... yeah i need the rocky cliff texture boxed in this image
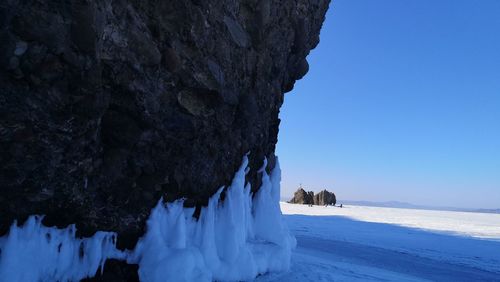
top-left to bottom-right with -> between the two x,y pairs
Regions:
288,188 -> 314,205
289,188 -> 336,205
313,189 -> 336,206
0,0 -> 329,254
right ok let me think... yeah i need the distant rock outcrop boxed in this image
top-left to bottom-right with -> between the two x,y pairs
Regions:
288,188 -> 314,205
289,188 -> 336,206
313,189 -> 336,206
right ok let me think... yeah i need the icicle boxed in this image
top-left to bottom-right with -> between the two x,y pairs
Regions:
131,156 -> 294,282
0,156 -> 294,282
0,216 -> 124,282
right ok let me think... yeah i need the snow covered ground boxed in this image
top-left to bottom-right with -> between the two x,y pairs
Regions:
257,203 -> 500,281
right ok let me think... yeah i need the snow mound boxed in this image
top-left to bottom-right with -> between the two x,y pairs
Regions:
0,156 -> 294,281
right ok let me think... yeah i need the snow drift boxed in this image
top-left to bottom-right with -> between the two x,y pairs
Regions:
0,156 -> 295,281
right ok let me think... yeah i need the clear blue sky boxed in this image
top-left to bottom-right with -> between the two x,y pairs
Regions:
277,0 -> 500,209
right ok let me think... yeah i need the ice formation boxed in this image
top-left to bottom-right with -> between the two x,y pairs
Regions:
0,156 -> 295,281
0,216 -> 124,281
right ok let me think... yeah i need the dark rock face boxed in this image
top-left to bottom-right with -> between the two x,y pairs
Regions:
288,188 -> 314,205
313,189 -> 336,206
289,188 -> 336,206
0,0 -> 330,252
81,260 -> 139,282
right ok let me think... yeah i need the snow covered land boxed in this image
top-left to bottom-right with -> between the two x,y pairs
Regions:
257,203 -> 500,281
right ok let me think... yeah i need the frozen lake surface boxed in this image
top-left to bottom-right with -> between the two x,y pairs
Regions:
257,203 -> 500,281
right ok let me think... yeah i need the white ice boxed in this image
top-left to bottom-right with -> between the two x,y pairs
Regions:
0,216 -> 124,281
129,157 -> 295,282
0,156 -> 295,282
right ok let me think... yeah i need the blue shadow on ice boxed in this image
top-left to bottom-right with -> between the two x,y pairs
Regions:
284,214 -> 500,281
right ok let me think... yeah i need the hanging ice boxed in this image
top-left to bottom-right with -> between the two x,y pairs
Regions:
0,156 -> 295,281
130,156 -> 296,282
0,216 -> 124,281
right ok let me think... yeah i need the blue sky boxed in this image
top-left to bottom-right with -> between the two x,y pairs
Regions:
277,0 -> 500,209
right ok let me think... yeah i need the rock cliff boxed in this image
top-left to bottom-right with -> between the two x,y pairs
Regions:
288,188 -> 314,205
313,189 -> 336,206
289,188 -> 336,206
0,0 -> 329,253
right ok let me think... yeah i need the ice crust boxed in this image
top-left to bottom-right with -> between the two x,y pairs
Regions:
0,156 -> 295,281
